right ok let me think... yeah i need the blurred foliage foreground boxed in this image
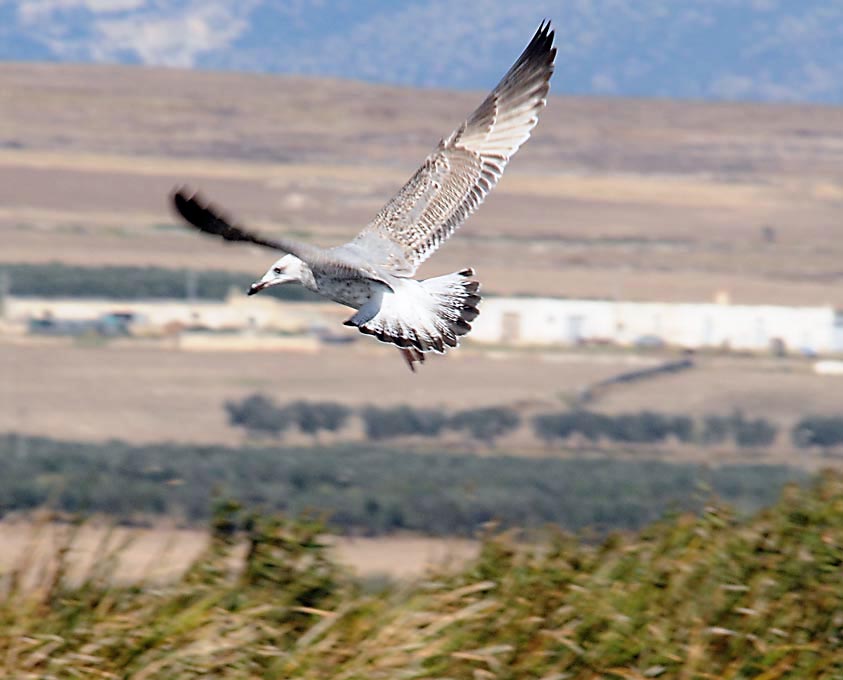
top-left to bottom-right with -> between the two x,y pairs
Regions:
4,474 -> 843,678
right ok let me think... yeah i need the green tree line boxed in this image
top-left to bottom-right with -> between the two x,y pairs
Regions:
0,263 -> 321,301
0,434 -> 800,535
533,409 -> 778,448
226,396 -> 523,445
226,394 -> 788,449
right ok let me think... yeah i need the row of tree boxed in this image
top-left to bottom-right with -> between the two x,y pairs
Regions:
226,394 -> 791,449
0,434 -> 800,535
226,396 -> 843,451
1,263 -> 321,301
226,395 -> 522,445
533,410 -> 779,448
361,405 -> 521,444
792,416 -> 843,448
226,396 -> 351,439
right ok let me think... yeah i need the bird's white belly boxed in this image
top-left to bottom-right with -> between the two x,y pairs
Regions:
315,276 -> 378,309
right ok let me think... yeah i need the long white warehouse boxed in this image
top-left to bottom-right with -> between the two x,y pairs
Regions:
469,297 -> 843,354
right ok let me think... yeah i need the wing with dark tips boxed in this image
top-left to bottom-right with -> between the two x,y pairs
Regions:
172,188 -> 293,251
171,188 -> 391,284
171,188 -> 333,268
349,21 -> 556,276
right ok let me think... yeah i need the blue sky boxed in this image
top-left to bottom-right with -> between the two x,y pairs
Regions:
1,0 -> 842,103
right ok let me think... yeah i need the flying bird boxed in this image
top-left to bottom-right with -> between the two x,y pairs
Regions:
172,21 -> 556,370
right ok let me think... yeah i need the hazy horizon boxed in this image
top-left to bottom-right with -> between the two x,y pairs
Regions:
1,1 -> 843,104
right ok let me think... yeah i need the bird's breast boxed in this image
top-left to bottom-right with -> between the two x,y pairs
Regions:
315,275 -> 378,309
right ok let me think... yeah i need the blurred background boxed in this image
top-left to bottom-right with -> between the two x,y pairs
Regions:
3,0 -> 843,580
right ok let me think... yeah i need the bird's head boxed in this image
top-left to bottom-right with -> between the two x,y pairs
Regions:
248,254 -> 303,295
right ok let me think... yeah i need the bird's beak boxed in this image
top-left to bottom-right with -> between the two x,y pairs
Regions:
249,270 -> 294,295
248,281 -> 267,296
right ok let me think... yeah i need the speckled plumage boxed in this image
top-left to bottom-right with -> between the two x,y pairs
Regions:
172,22 -> 556,370
313,274 -> 379,309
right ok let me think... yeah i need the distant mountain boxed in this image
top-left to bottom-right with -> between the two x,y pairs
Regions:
2,0 -> 843,103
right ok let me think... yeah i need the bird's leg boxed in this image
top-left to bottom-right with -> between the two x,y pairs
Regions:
399,348 -> 425,372
399,348 -> 416,372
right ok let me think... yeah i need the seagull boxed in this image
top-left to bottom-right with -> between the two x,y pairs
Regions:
172,21 -> 556,371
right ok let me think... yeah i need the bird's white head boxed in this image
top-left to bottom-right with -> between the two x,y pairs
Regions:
248,254 -> 304,295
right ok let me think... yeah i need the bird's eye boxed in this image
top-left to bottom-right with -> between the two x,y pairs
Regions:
273,267 -> 282,275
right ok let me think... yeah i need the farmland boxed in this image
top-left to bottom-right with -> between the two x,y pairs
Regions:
4,63 -> 843,579
5,340 -> 843,467
2,64 -> 843,306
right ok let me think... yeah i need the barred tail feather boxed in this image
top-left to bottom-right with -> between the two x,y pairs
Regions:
345,269 -> 481,370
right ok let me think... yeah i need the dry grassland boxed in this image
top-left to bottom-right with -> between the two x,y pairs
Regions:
0,519 -> 477,587
2,64 -> 843,303
0,340 -> 626,444
3,64 -> 843,463
3,337 -> 843,466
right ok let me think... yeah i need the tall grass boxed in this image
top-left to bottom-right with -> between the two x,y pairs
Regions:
3,473 -> 843,677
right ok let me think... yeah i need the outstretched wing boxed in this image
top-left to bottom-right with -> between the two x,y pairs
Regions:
349,21 -> 556,276
171,188 -> 321,262
172,188 -> 393,286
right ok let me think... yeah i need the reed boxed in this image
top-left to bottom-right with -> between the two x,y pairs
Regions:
3,474 -> 843,678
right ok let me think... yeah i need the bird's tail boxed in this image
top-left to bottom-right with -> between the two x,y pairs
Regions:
345,268 -> 481,371
416,267 -> 482,348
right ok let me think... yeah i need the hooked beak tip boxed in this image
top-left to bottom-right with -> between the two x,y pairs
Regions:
247,283 -> 264,296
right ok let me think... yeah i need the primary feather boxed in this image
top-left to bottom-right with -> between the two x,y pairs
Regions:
349,21 -> 556,276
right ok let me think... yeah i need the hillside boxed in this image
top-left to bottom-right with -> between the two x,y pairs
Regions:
2,472 -> 842,678
2,1 -> 842,103
3,64 -> 843,304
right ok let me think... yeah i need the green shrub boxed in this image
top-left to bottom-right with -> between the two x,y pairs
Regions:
533,410 -> 777,448
225,394 -> 289,438
285,401 -> 351,439
360,405 -> 448,440
0,262 -> 321,301
448,407 -> 521,445
732,412 -> 778,447
792,415 -> 843,448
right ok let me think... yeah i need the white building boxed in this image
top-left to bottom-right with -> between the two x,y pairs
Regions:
469,297 -> 843,355
5,290 -> 843,356
2,292 -> 346,335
